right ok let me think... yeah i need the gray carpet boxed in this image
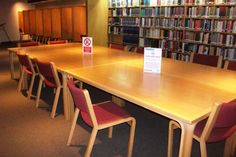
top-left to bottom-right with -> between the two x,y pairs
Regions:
0,46 -> 229,157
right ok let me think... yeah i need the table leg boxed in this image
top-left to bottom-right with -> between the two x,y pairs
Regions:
112,96 -> 125,107
9,51 -> 16,79
178,122 -> 196,157
62,72 -> 75,121
62,73 -> 69,120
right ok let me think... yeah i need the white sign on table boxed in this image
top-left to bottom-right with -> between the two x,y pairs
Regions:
82,37 -> 93,54
143,48 -> 162,74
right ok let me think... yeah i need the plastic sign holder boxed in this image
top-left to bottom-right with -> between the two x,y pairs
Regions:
144,48 -> 162,74
82,37 -> 93,54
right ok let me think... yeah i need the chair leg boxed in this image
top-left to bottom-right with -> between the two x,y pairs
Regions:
200,140 -> 207,157
27,74 -> 36,99
17,67 -> 25,92
85,127 -> 98,157
168,120 -> 181,157
35,78 -> 43,108
50,87 -> 61,118
108,127 -> 113,139
224,135 -> 233,157
127,118 -> 136,157
231,132 -> 236,156
67,108 -> 80,146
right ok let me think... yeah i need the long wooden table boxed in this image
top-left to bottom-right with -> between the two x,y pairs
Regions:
8,43 -> 236,157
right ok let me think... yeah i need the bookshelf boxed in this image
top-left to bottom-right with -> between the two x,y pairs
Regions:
108,0 -> 236,60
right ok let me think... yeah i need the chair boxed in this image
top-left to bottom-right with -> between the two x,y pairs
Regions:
109,43 -> 125,50
190,53 -> 222,68
224,60 -> 236,71
67,78 -> 136,157
17,41 -> 39,47
134,47 -> 144,53
17,53 -> 38,99
35,60 -> 62,118
48,40 -> 68,45
168,101 -> 236,157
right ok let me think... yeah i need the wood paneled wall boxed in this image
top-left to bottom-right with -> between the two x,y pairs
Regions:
35,10 -> 43,35
73,6 -> 86,42
23,11 -> 30,34
18,12 -> 24,32
43,9 -> 52,37
29,10 -> 36,34
19,5 -> 86,41
61,7 -> 72,39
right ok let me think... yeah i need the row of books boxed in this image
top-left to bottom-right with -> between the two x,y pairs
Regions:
186,6 -> 236,18
140,28 -> 184,40
140,7 -> 185,17
182,43 -> 236,59
109,17 -> 140,26
109,8 -> 140,16
108,26 -> 139,34
109,0 -> 139,8
109,0 -> 235,8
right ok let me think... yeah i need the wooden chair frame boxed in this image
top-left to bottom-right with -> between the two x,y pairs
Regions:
190,53 -> 223,68
168,103 -> 236,157
35,62 -> 62,118
67,89 -> 136,157
17,54 -> 38,99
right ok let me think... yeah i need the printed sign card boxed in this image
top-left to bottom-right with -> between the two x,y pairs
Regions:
144,48 -> 162,74
82,37 -> 93,54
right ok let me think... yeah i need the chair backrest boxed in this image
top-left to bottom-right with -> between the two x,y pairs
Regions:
190,53 -> 222,68
224,60 -> 236,71
48,40 -> 68,45
67,78 -> 97,126
18,41 -> 39,47
35,60 -> 60,87
17,53 -> 35,73
109,44 -> 124,50
135,47 -> 144,53
198,101 -> 236,142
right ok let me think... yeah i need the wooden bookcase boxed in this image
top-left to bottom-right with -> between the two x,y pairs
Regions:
108,0 -> 236,60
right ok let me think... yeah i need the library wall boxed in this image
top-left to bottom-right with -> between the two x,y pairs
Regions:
35,10 -> 43,35
51,8 -> 62,38
61,7 -> 73,39
43,9 -> 52,37
73,6 -> 87,42
88,0 -> 108,46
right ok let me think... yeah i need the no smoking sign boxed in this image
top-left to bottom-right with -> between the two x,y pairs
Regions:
82,37 -> 93,54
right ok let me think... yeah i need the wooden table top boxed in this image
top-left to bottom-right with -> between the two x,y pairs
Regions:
9,43 -> 236,124
66,58 -> 236,124
9,43 -> 141,71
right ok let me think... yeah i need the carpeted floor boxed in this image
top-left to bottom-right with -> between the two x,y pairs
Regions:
0,45 -> 229,157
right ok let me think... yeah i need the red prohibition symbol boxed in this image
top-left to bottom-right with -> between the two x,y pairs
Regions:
84,38 -> 91,46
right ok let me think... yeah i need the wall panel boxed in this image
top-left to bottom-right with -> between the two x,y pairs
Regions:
72,6 -> 87,42
18,12 -> 24,32
35,10 -> 43,35
29,10 -> 36,34
43,9 -> 51,36
61,7 -> 72,39
23,11 -> 30,34
51,8 -> 61,38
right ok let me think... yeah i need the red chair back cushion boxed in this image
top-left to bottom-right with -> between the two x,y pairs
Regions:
110,44 -> 124,50
17,54 -> 30,67
67,78 -> 89,113
36,60 -> 56,87
20,41 -> 39,47
193,53 -> 219,67
227,61 -> 236,71
48,40 -> 67,45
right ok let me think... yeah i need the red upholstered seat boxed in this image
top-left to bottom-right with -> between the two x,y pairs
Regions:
81,101 -> 130,127
67,78 -> 136,157
48,40 -> 67,45
135,47 -> 144,53
18,41 -> 39,47
109,44 -> 125,50
192,53 -> 220,67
